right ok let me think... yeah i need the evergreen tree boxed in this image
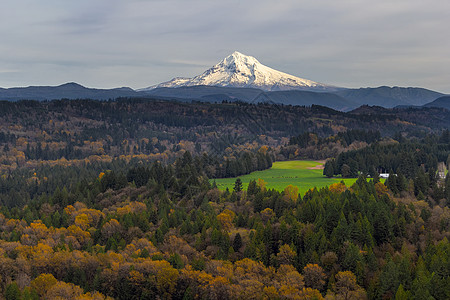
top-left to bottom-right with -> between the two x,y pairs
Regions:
5,282 -> 21,300
394,284 -> 411,300
341,164 -> 351,178
247,180 -> 258,195
233,233 -> 243,252
324,160 -> 335,178
386,171 -> 399,194
233,178 -> 243,192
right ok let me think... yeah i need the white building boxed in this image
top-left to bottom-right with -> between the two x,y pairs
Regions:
379,173 -> 391,178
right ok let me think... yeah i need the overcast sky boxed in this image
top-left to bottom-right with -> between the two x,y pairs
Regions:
1,0 -> 449,92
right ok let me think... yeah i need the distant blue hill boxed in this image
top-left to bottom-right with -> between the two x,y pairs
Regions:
143,85 -> 263,102
423,95 -> 450,110
143,85 -> 444,111
143,85 -> 357,111
334,86 -> 444,108
254,90 -> 358,111
0,82 -> 139,101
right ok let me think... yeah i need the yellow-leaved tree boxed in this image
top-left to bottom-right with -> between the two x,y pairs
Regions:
31,273 -> 58,298
283,185 -> 299,202
217,209 -> 236,231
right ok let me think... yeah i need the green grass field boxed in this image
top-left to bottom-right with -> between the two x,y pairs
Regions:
212,160 -> 361,196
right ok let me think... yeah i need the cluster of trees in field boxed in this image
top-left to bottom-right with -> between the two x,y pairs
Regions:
0,147 -> 448,299
200,151 -> 272,178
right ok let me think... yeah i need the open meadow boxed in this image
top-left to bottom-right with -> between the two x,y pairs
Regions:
213,160 -> 363,196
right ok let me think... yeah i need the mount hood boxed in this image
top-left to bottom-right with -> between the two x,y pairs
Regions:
141,51 -> 338,92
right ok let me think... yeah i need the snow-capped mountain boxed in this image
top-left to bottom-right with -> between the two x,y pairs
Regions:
140,51 -> 338,92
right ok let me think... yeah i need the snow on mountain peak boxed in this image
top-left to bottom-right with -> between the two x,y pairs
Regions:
142,52 -> 337,91
222,51 -> 260,68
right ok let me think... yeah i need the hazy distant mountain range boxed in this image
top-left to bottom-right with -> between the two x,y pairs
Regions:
0,82 -> 138,101
335,86 -> 444,107
0,52 -> 448,111
144,86 -> 358,111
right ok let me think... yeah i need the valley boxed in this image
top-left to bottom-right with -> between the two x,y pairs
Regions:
0,98 -> 448,299
212,160 -> 361,194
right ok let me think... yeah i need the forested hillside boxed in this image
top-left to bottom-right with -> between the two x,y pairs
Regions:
0,99 -> 449,299
1,99 -> 448,171
0,155 -> 448,299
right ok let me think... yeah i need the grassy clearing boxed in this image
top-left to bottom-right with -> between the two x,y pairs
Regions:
212,160 -> 362,196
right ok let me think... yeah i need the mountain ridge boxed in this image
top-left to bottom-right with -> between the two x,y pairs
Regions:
1,52 -> 447,110
145,85 -> 357,111
335,86 -> 444,108
1,82 -> 446,112
0,82 -> 139,101
423,95 -> 450,110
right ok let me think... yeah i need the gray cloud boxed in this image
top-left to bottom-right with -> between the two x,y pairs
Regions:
1,0 -> 449,92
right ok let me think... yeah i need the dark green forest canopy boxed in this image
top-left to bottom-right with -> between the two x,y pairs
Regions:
326,132 -> 450,176
0,99 -> 449,299
0,98 -> 448,164
0,152 -> 448,299
1,99 -> 449,137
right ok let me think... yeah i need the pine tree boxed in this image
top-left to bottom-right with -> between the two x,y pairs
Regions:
394,284 -> 410,300
341,164 -> 351,178
234,178 -> 243,192
324,160 -> 335,178
5,282 -> 21,300
233,233 -> 242,252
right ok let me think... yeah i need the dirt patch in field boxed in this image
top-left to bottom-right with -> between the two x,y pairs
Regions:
307,161 -> 325,170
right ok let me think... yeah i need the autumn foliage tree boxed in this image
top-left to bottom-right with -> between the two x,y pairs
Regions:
303,264 -> 326,291
331,271 -> 366,300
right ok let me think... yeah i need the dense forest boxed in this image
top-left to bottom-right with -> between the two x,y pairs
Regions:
1,99 -> 449,176
324,131 -> 450,201
0,153 -> 448,299
0,99 -> 449,299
